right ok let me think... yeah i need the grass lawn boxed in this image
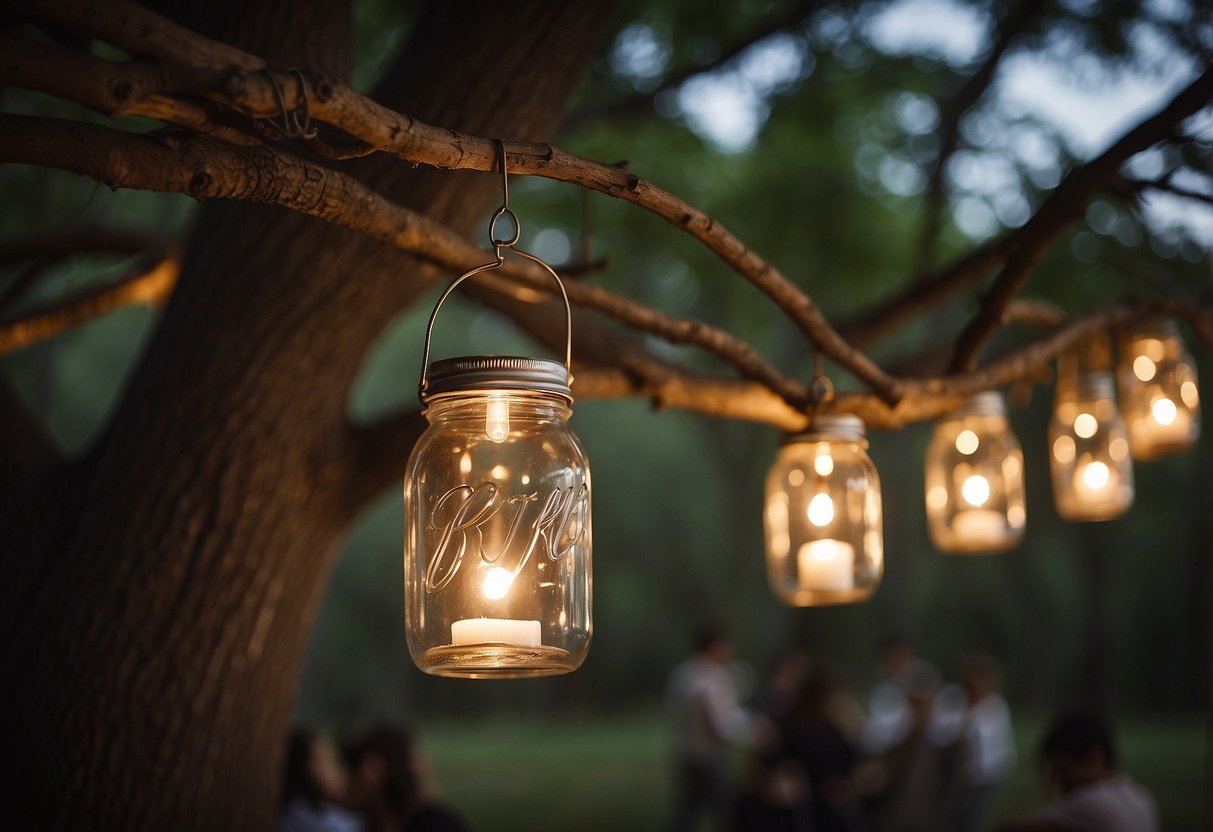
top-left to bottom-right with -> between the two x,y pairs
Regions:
422,709 -> 1207,831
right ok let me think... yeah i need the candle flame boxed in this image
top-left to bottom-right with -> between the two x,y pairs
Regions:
807,493 -> 834,526
482,567 -> 514,600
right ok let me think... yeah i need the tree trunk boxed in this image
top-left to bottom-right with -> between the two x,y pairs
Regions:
7,2 -> 613,828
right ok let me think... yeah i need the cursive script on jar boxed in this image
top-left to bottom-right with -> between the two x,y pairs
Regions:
424,481 -> 589,592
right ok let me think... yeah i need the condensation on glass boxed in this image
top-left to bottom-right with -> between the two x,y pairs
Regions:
1117,321 -> 1201,460
1048,372 -> 1134,522
925,392 -> 1026,554
403,357 -> 591,678
764,414 -> 883,607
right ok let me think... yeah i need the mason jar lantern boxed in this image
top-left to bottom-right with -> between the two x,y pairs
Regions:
924,392 -> 1026,554
403,149 -> 591,678
1117,321 -> 1201,460
1048,371 -> 1133,522
764,414 -> 883,606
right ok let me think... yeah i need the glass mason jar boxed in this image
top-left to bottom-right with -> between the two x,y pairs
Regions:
1117,321 -> 1201,460
403,357 -> 592,678
1048,372 -> 1134,522
764,414 -> 883,606
924,392 -> 1026,554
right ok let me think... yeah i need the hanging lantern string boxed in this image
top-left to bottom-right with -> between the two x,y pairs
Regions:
417,139 -> 575,398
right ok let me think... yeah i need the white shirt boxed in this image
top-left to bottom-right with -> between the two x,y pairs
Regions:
667,656 -> 751,763
960,693 -> 1016,786
1025,775 -> 1159,832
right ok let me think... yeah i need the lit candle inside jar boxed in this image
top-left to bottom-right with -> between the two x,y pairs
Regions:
1074,459 -> 1115,501
950,509 -> 1007,548
797,539 -> 855,591
451,618 -> 542,647
1146,397 -> 1191,443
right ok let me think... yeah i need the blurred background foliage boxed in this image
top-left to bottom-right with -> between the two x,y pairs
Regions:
2,0 -> 1211,824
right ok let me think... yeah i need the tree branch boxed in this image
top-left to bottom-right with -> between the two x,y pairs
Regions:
947,64 -> 1213,372
0,257 -> 178,355
915,0 -> 1046,272
8,0 -> 903,402
0,114 -> 814,407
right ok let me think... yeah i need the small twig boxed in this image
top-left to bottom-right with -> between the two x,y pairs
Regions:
0,257 -> 178,354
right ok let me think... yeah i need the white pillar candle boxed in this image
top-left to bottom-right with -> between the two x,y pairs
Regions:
451,618 -> 542,647
797,539 -> 855,591
950,509 -> 1008,549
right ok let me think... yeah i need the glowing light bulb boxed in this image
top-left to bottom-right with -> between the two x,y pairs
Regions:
485,395 -> 510,443
955,430 -> 979,455
813,454 -> 834,476
1073,413 -> 1097,439
1151,397 -> 1177,426
1081,460 -> 1110,491
807,493 -> 834,526
961,474 -> 990,507
1132,355 -> 1156,382
482,567 -> 514,600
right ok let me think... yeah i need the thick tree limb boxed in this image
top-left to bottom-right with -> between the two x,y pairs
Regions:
0,114 -> 811,406
9,0 -> 903,402
0,257 -> 178,355
947,64 -> 1213,372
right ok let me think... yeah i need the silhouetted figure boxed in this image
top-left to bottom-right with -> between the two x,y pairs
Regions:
996,711 -> 1158,832
341,722 -> 471,832
883,662 -> 945,832
946,654 -> 1015,832
665,626 -> 753,832
281,727 -> 361,832
783,664 -> 862,832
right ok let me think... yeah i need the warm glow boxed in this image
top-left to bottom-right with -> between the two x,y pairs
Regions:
459,452 -> 472,475
1132,355 -> 1156,382
1181,380 -> 1199,408
814,454 -> 834,476
926,485 -> 948,510
955,429 -> 979,455
1073,412 -> 1097,439
807,493 -> 835,526
1109,437 -> 1129,461
1140,338 -> 1164,361
482,567 -> 514,600
788,468 -> 805,486
1151,397 -> 1177,426
486,395 -> 510,443
961,474 -> 990,507
1053,435 -> 1076,463
1007,503 -> 1026,527
1081,460 -> 1110,491
490,464 -> 508,479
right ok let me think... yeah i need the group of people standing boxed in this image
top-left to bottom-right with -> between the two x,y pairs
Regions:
664,630 -> 1157,832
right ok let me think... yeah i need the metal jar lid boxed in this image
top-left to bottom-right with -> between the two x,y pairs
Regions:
784,412 -> 866,443
421,355 -> 573,403
1074,372 -> 1116,401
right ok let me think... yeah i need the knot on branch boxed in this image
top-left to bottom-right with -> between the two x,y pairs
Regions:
188,171 -> 213,195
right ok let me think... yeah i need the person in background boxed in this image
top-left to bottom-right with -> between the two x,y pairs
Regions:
665,626 -> 754,832
281,727 -> 362,832
782,663 -> 862,832
947,653 -> 1016,832
996,710 -> 1158,832
860,635 -> 936,758
341,722 -> 471,832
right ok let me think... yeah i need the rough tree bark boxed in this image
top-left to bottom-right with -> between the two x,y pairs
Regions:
6,1 -> 614,828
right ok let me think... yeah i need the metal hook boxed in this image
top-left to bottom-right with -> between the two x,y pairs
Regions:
265,68 -> 318,140
488,139 -> 521,250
